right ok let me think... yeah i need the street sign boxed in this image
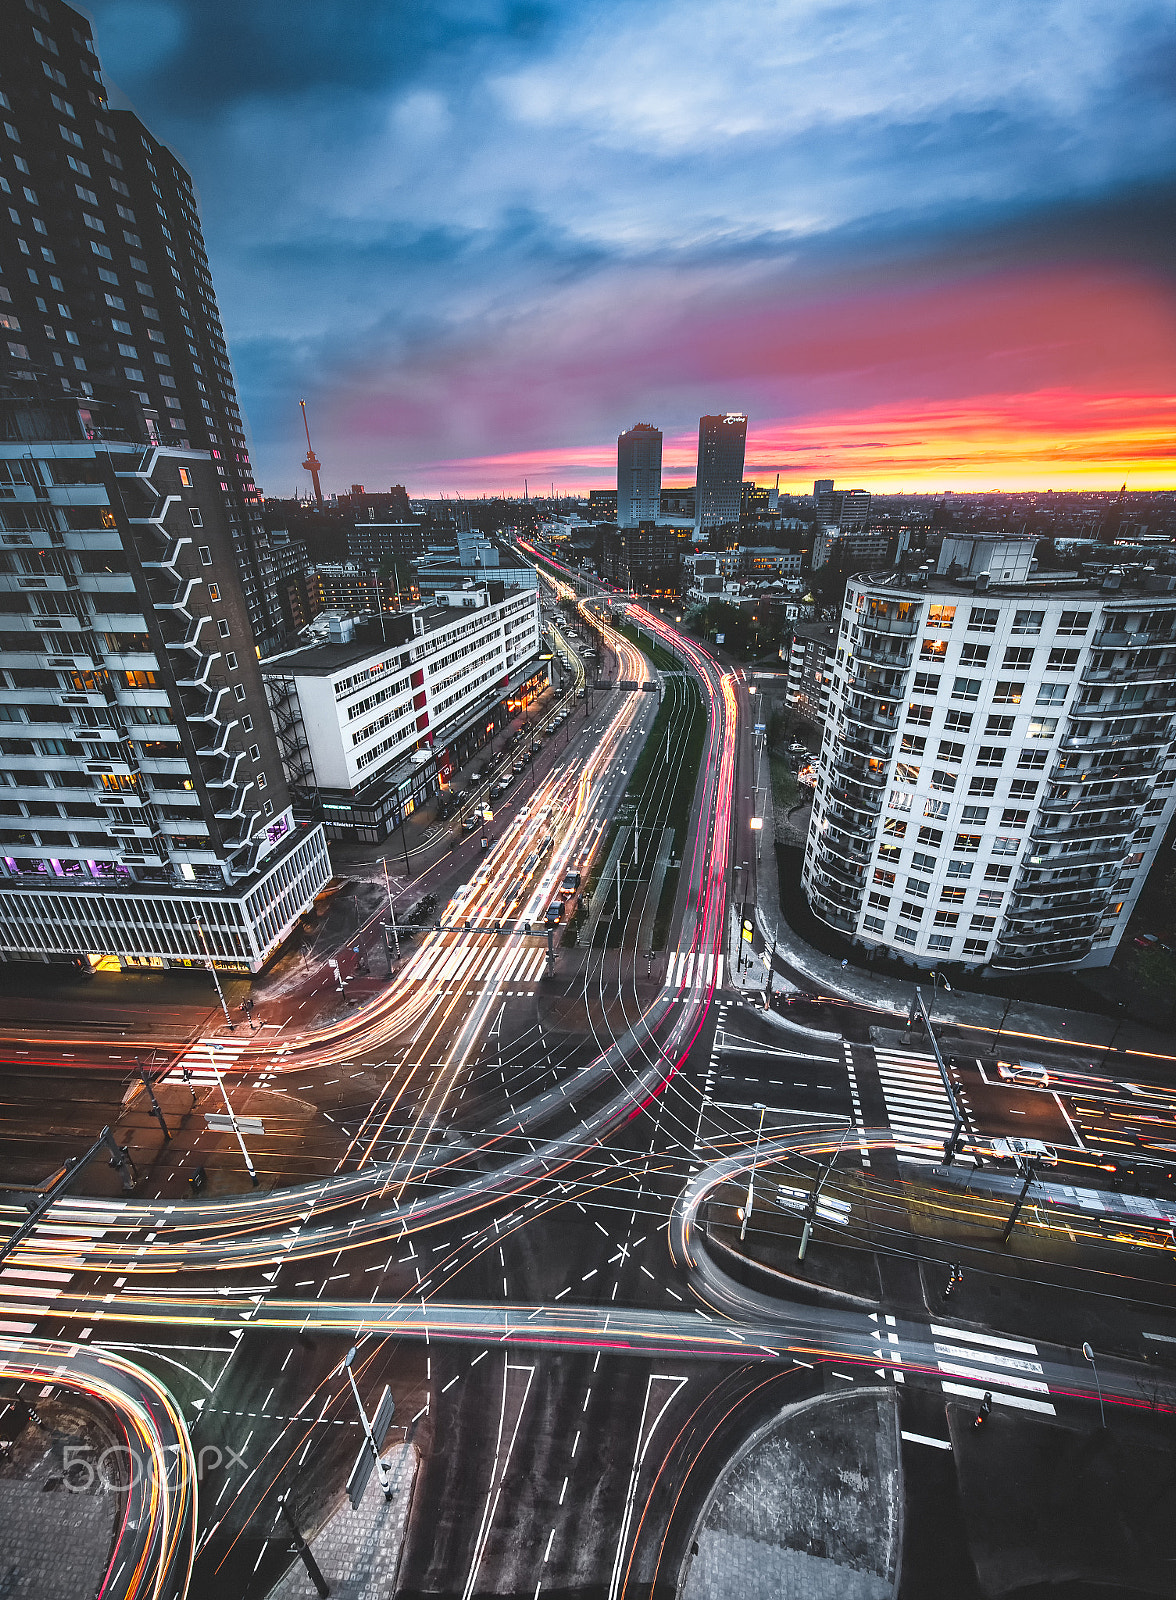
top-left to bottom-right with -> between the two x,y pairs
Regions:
346,1385 -> 395,1509
742,919 -> 754,943
206,1114 -> 264,1134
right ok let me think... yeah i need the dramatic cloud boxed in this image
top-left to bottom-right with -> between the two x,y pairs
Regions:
86,0 -> 1176,493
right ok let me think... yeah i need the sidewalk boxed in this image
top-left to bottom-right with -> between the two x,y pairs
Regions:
268,1442 -> 418,1600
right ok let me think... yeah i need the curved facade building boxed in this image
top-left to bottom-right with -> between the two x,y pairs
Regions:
803,550 -> 1176,971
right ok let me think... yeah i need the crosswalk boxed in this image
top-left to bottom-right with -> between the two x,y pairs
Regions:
401,941 -> 548,988
873,1046 -> 968,1166
167,1036 -> 250,1086
0,1199 -> 118,1338
665,950 -> 723,991
932,1323 -> 1057,1415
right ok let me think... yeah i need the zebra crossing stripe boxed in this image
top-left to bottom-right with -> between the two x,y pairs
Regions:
932,1324 -> 1056,1415
873,1047 -> 966,1164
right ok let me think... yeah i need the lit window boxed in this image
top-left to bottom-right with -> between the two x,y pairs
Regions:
207,583 -> 219,601
178,467 -> 192,487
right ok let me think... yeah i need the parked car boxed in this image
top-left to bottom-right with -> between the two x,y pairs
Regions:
996,1061 -> 1050,1087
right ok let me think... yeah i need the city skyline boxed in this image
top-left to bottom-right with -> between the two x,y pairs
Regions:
77,0 -> 1176,498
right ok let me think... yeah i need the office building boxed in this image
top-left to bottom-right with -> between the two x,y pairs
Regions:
616,423 -> 662,528
0,395 -> 331,971
813,524 -> 902,571
599,521 -> 690,595
415,525 -> 538,599
0,0 -> 285,651
813,480 -> 871,533
263,583 -> 543,843
803,537 -> 1176,971
694,415 -> 747,536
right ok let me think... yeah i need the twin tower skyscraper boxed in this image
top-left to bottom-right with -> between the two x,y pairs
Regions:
617,415 -> 748,537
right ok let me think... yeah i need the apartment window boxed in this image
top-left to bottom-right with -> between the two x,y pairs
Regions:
933,910 -> 959,928
1002,646 -> 1035,670
1047,648 -> 1079,671
883,819 -> 908,841
899,901 -> 924,922
953,676 -> 980,701
962,938 -> 989,957
895,763 -> 920,785
1012,609 -> 1044,634
924,798 -> 951,820
938,740 -> 965,763
968,780 -> 998,802
970,914 -> 997,932
992,835 -> 1019,856
226,652 -> 238,671
976,889 -> 1004,907
912,673 -> 940,696
868,892 -> 891,911
941,886 -> 968,903
217,618 -> 230,638
985,715 -> 1014,736
233,684 -> 247,702
1007,779 -> 1038,800
1056,610 -> 1091,636
263,799 -> 274,818
249,743 -> 260,761
878,843 -> 901,864
906,878 -> 930,899
207,583 -> 220,602
900,733 -> 926,756
873,867 -> 896,887
968,606 -> 998,632
920,638 -> 948,662
1036,683 -> 1067,707
863,915 -> 886,935
961,805 -> 988,825
188,507 -> 203,527
944,710 -> 972,732
927,933 -> 953,951
930,770 -> 956,793
1017,748 -> 1048,770
953,833 -> 982,853
888,791 -> 912,813
198,545 -> 212,565
1000,808 -> 1029,829
917,826 -> 943,846
906,703 -> 933,727
1026,717 -> 1058,740
927,604 -> 956,630
257,772 -> 266,788
993,680 -> 1024,704
911,851 -> 936,874
960,644 -> 989,667
178,467 -> 192,487
985,864 -> 1012,883
893,924 -> 917,945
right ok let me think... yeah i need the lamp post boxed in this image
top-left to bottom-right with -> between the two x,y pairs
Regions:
1082,1341 -> 1106,1429
739,1105 -> 766,1241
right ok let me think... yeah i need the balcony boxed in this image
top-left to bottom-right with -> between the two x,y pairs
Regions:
989,940 -> 1095,970
825,798 -> 882,832
1041,781 -> 1151,811
807,886 -> 860,934
854,642 -> 913,670
1032,815 -> 1136,845
821,820 -> 874,861
814,846 -> 867,892
1081,658 -> 1176,687
1025,841 -> 1126,870
828,784 -> 883,818
860,607 -> 921,637
1094,626 -> 1176,650
832,752 -> 889,790
844,700 -> 900,732
852,668 -> 908,700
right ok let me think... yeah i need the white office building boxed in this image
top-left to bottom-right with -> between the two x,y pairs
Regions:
804,537 -> 1176,970
263,582 -> 543,843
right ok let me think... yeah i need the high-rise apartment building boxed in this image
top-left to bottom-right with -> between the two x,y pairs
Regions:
694,414 -> 747,537
813,479 -> 870,531
616,423 -> 662,528
0,0 -> 283,652
0,395 -> 331,971
804,536 -> 1176,971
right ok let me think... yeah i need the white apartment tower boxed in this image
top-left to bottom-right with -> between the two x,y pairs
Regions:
804,537 -> 1176,971
616,423 -> 662,528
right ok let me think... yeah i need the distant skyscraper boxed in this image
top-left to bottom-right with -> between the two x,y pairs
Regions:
617,423 -> 662,527
813,479 -> 871,531
695,414 -> 747,536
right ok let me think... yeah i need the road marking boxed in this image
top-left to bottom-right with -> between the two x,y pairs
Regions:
901,1430 -> 952,1451
941,1381 -> 1055,1416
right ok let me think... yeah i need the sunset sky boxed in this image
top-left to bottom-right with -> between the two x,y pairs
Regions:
86,0 -> 1176,496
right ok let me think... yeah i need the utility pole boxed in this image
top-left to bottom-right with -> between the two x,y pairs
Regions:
195,921 -> 235,1031
616,855 -> 623,919
739,1106 -> 765,1241
381,857 -> 400,971
798,1124 -> 852,1261
136,1060 -> 170,1142
764,928 -> 778,1008
343,1348 -> 393,1500
207,1042 -> 259,1188
278,1498 -> 330,1598
999,1156 -> 1039,1246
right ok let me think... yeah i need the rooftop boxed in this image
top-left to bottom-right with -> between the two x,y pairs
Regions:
853,566 -> 1176,603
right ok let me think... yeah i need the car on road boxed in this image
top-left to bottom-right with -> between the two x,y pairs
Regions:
462,815 -> 480,831
492,779 -> 512,797
996,1060 -> 1050,1087
991,1137 -> 1058,1166
545,900 -> 564,925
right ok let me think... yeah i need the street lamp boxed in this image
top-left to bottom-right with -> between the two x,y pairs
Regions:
1082,1341 -> 1106,1429
739,1106 -> 765,1241
927,970 -> 951,1017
